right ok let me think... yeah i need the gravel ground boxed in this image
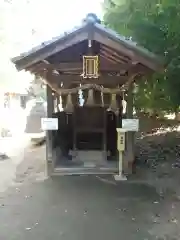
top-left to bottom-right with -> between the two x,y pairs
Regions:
0,143 -> 180,240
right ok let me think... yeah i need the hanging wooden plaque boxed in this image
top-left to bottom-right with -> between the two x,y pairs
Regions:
82,55 -> 99,78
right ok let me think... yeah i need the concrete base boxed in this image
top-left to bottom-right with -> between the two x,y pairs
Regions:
114,174 -> 127,181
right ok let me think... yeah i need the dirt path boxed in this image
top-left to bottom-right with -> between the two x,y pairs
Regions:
0,135 -> 30,192
0,143 -> 179,239
14,144 -> 46,184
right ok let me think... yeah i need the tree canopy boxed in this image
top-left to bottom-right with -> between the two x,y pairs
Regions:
103,0 -> 180,115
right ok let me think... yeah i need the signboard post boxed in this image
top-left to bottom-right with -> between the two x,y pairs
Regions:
114,128 -> 127,181
114,119 -> 139,181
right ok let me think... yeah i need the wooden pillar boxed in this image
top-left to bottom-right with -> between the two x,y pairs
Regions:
46,85 -> 54,176
124,82 -> 135,174
116,95 -> 122,128
116,95 -> 122,165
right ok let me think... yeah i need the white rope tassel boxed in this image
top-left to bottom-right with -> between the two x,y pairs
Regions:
101,91 -> 104,107
86,89 -> 94,106
64,94 -> 74,113
122,91 -> 127,114
109,93 -> 117,113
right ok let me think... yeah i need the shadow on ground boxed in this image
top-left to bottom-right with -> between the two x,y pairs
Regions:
0,174 -> 173,240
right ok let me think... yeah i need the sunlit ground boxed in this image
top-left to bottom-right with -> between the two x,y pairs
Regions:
164,113 -> 176,120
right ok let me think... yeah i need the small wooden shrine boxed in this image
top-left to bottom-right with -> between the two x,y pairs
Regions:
12,14 -> 163,176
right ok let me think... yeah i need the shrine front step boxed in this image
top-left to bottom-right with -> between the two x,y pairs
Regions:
72,150 -> 105,165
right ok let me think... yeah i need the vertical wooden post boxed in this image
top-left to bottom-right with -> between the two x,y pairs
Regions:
125,82 -> 135,174
46,85 -> 54,176
103,108 -> 107,161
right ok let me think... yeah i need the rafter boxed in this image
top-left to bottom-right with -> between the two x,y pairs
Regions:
99,54 -> 117,64
100,44 -> 131,63
100,49 -> 125,64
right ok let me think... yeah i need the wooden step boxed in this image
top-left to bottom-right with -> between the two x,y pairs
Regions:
72,150 -> 106,165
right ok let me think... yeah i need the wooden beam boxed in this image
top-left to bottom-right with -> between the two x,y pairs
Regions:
45,73 -> 128,85
28,62 -> 80,72
35,63 -> 147,89
28,61 -> 134,73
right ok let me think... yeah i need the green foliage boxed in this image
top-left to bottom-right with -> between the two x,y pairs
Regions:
103,0 -> 180,114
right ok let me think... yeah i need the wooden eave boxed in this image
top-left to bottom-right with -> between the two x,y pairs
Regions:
11,24 -> 89,71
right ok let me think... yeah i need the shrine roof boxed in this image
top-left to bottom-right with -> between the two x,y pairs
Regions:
12,14 -> 163,72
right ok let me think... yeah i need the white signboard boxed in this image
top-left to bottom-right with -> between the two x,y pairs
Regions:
122,119 -> 139,132
41,118 -> 58,131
